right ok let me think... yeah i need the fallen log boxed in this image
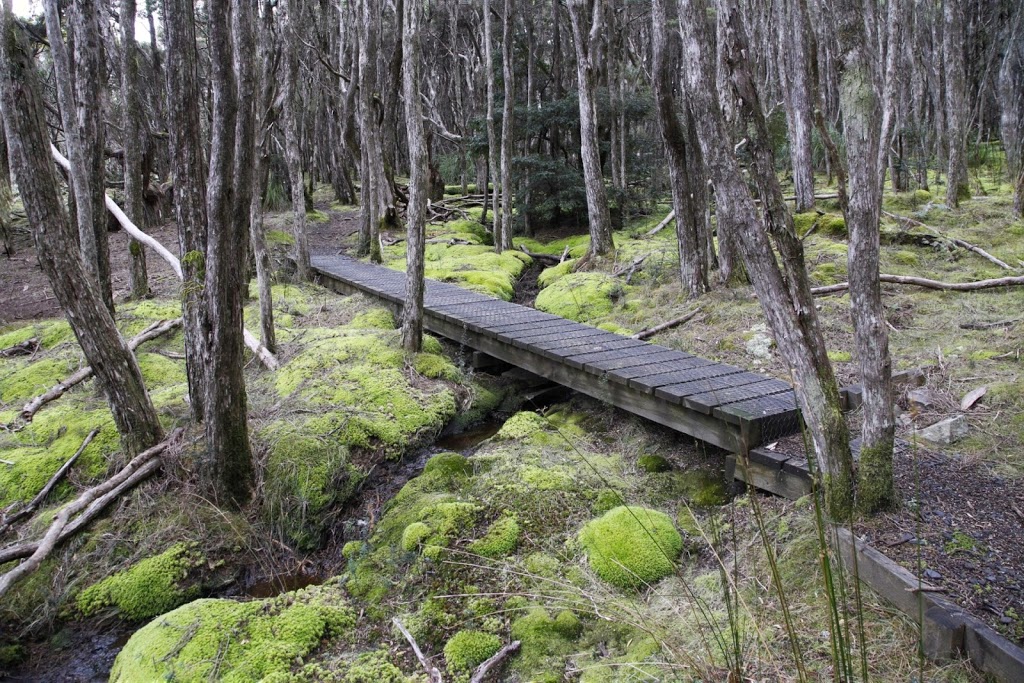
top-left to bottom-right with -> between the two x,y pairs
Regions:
0,430 -> 180,598
0,338 -> 39,358
631,308 -> 702,340
469,640 -> 521,683
516,245 -> 562,265
645,210 -> 675,236
882,210 -> 1014,271
18,318 -> 182,423
812,274 -> 1024,296
0,428 -> 98,536
50,146 -> 279,370
613,254 -> 649,279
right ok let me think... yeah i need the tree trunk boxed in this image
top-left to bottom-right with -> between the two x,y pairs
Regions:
1000,8 -> 1024,218
0,122 -> 11,256
676,0 -> 855,519
943,0 -> 969,207
776,0 -> 816,212
401,0 -> 426,352
43,0 -> 113,313
652,0 -> 708,298
282,0 -> 311,280
356,0 -> 384,262
831,0 -> 895,512
484,0 -> 502,246
162,0 -> 210,421
0,13 -> 162,456
121,0 -> 150,300
567,0 -> 614,257
498,0 -> 515,252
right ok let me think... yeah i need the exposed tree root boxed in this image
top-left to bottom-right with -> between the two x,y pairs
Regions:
0,430 -> 181,584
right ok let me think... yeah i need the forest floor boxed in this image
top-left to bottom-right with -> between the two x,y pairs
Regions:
1,172 -> 1022,682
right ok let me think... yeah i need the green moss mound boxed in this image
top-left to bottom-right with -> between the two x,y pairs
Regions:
76,543 -> 204,621
510,607 -> 579,673
578,506 -> 682,590
350,308 -> 396,330
413,352 -> 461,381
443,630 -> 502,672
423,452 -> 473,478
534,273 -> 626,323
0,358 -> 72,403
637,454 -> 670,473
469,513 -> 520,558
793,212 -> 846,238
495,411 -> 548,440
401,522 -> 432,551
110,584 -> 356,683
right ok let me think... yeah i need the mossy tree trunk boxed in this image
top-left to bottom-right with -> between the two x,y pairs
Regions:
943,0 -> 970,208
498,0 -> 515,253
121,0 -> 150,301
677,0 -> 855,520
831,0 -> 896,512
401,0 -> 426,352
651,0 -> 708,298
0,13 -> 163,456
567,0 -> 613,258
43,0 -> 113,314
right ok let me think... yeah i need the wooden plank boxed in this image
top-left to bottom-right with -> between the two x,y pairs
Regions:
683,379 -> 792,414
561,339 -> 649,368
629,363 -> 744,394
487,318 -> 576,335
583,348 -> 689,374
654,371 -> 769,404
607,356 -> 713,385
510,326 -> 607,349
530,336 -> 638,363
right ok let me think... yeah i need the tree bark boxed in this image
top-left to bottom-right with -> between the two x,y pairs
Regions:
776,0 -> 816,212
0,12 -> 163,456
498,0 -> 515,252
652,0 -> 708,298
943,0 -> 969,207
676,0 -> 854,519
121,0 -> 150,300
567,0 -> 614,257
356,0 -> 385,262
1000,8 -> 1024,218
831,0 -> 895,512
282,0 -> 311,280
483,0 -> 503,246
401,0 -> 426,352
43,0 -> 113,313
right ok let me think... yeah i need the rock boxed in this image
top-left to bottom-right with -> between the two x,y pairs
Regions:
896,412 -> 913,428
745,325 -> 773,362
907,387 -> 940,410
960,385 -> 987,411
915,415 -> 969,445
924,569 -> 942,581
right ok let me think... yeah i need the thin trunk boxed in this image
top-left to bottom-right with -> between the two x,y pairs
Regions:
567,0 -> 613,257
832,0 -> 895,512
943,0 -> 969,207
652,0 -> 707,297
777,0 -> 816,212
401,0 -> 426,352
484,0 -> 502,246
121,0 -> 150,300
356,0 -> 384,262
0,13 -> 162,455
1000,8 -> 1024,217
498,0 -> 515,252
283,0 -> 311,279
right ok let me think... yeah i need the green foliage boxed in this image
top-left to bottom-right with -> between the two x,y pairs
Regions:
413,353 -> 461,381
423,452 -> 473,479
383,239 -> 531,300
401,522 -> 432,552
578,506 -> 682,590
827,350 -> 852,363
443,630 -> 502,672
76,543 -> 204,621
534,273 -> 627,322
468,513 -> 520,558
536,259 -> 577,288
342,541 -> 365,560
510,607 -> 579,673
350,308 -> 396,330
110,584 -> 356,683
793,212 -> 846,238
495,411 -> 548,440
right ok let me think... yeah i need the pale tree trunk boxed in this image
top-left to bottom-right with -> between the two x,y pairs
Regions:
43,0 -> 113,313
776,0 -> 816,212
943,0 -> 969,207
282,0 -> 310,280
356,0 -> 384,262
567,0 -> 614,257
162,0 -> 210,421
831,0 -> 895,512
1000,9 -> 1024,218
677,0 -> 855,519
0,13 -> 163,456
651,0 -> 707,297
484,0 -> 503,246
498,0 -> 515,252
401,0 -> 426,352
0,123 -> 10,256
121,0 -> 150,300
250,1 -> 279,352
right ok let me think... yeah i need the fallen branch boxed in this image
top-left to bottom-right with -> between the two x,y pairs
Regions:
613,254 -> 649,280
812,274 -> 1024,296
645,210 -> 675,236
631,308 -> 702,340
393,618 -> 443,683
515,245 -> 562,266
959,318 -> 1022,330
18,318 -> 182,423
0,428 -> 98,536
468,640 -> 521,683
883,210 -> 1014,271
0,430 -> 179,598
0,338 -> 39,358
50,145 -> 278,370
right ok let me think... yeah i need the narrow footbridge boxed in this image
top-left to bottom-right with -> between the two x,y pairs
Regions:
312,255 -> 811,496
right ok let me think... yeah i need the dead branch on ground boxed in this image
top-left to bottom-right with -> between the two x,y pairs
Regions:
883,210 -> 1014,271
812,274 -> 1024,296
631,308 -> 702,340
0,338 -> 39,357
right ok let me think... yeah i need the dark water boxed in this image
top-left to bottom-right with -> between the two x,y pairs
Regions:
435,420 -> 503,451
243,571 -> 323,599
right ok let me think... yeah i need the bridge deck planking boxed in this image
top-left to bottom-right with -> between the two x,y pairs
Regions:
311,255 -> 802,453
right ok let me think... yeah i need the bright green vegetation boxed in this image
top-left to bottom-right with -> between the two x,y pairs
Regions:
535,272 -> 627,322
443,630 -> 502,671
468,513 -> 520,558
578,506 -> 683,590
76,543 -> 204,621
110,584 -> 356,682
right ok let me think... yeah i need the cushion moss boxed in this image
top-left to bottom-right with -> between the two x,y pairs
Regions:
534,272 -> 626,323
578,506 -> 682,590
468,513 -> 520,558
443,630 -> 502,672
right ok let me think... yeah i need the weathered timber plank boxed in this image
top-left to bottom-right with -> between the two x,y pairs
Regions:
583,348 -> 688,374
607,357 -> 713,384
487,318 -> 578,335
629,363 -> 744,394
421,314 -> 742,450
561,339 -> 649,368
531,337 -> 642,364
732,454 -> 813,499
654,371 -> 769,404
683,379 -> 793,414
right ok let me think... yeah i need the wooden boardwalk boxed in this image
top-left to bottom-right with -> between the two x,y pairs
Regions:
312,255 -> 808,469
